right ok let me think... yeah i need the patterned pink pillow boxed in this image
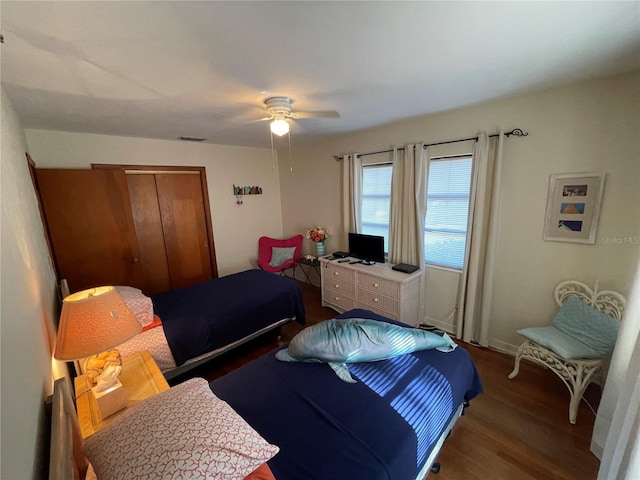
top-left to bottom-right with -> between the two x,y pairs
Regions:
114,286 -> 154,327
83,378 -> 279,479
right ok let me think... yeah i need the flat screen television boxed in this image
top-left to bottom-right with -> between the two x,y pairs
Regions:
348,233 -> 385,263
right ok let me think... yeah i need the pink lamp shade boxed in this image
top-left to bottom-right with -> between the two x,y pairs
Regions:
54,286 -> 142,361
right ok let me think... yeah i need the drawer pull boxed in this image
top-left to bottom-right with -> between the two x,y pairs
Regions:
334,272 -> 339,276
335,284 -> 340,289
334,296 -> 340,301
373,283 -> 379,288
373,298 -> 379,302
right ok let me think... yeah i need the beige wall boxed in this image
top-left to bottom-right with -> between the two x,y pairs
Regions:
2,72 -> 638,478
0,87 -> 62,479
25,131 -> 286,277
279,71 -> 640,352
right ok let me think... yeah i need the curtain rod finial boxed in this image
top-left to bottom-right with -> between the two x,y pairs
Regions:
506,128 -> 528,138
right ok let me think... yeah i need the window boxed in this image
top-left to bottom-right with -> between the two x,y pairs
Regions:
424,156 -> 472,269
361,164 -> 392,252
360,155 -> 472,270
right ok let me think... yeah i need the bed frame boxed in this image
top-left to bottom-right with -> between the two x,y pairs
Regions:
49,377 -> 88,480
163,317 -> 292,380
419,403 -> 464,477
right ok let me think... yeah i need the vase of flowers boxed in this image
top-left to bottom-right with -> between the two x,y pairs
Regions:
306,227 -> 329,257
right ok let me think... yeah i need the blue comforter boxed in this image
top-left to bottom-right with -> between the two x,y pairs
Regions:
151,269 -> 305,366
210,309 -> 483,480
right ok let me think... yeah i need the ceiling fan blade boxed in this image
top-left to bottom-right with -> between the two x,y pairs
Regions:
291,110 -> 340,119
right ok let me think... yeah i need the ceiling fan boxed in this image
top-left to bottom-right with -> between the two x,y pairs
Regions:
261,97 -> 340,136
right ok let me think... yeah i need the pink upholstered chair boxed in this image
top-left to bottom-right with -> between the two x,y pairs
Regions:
257,235 -> 303,276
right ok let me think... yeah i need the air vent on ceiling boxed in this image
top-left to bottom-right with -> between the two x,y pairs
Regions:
178,136 -> 206,142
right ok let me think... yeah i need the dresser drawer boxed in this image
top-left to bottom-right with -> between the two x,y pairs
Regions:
324,264 -> 356,283
323,279 -> 355,298
325,292 -> 355,311
357,273 -> 400,299
357,288 -> 399,315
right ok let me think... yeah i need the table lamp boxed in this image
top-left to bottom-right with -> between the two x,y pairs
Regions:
54,286 -> 142,418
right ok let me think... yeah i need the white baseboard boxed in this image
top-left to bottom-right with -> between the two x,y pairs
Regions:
488,338 -> 519,356
419,317 -> 521,357
422,315 -> 455,333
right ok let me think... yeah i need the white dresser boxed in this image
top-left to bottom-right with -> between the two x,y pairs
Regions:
320,258 -> 422,325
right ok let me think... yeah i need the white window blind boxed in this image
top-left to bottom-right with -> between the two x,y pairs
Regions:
424,156 -> 472,269
361,164 -> 392,251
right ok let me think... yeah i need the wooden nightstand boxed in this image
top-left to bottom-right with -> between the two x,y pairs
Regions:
74,350 -> 169,438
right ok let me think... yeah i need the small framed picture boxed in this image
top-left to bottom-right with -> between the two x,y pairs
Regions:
543,172 -> 605,244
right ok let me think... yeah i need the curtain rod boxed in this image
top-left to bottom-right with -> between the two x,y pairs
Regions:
333,128 -> 528,161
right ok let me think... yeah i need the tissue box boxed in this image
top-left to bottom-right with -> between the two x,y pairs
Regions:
91,380 -> 127,420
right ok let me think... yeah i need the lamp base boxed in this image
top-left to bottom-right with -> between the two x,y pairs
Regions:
84,349 -> 122,385
91,380 -> 127,420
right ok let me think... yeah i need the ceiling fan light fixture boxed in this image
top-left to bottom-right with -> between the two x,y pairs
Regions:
270,118 -> 289,136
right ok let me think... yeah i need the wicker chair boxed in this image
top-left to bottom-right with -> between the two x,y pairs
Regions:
508,280 -> 626,424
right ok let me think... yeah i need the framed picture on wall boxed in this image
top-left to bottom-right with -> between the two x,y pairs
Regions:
543,172 -> 606,244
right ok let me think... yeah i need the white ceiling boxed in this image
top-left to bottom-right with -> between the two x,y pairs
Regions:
2,1 -> 639,149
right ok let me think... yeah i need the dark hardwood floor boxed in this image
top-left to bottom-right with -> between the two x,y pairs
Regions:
170,281 -> 601,479
436,341 -> 601,480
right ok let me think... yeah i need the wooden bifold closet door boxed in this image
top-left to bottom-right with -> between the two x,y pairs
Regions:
36,167 -> 217,296
126,171 -> 213,294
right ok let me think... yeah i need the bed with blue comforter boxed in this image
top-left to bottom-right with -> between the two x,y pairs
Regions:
210,308 -> 483,480
151,269 -> 305,378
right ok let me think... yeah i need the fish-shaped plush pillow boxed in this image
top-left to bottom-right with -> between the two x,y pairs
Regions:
276,318 -> 457,383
